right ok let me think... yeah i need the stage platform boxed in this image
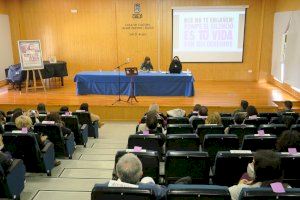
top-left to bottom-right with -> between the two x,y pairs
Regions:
0,79 -> 299,121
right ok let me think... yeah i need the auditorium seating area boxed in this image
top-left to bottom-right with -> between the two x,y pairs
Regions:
0,106 -> 300,199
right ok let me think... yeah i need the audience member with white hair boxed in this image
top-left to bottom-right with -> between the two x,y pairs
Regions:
108,153 -> 167,199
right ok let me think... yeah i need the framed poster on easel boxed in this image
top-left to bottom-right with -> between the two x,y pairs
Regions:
18,40 -> 46,92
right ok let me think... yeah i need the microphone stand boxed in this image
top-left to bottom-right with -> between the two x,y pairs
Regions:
112,61 -> 130,105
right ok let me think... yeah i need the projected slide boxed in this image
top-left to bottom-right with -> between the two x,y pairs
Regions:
173,7 -> 246,62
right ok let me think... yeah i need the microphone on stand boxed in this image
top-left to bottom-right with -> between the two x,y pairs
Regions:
114,58 -> 131,70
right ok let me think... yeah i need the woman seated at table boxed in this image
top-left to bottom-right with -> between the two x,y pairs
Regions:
169,56 -> 182,74
140,56 -> 153,71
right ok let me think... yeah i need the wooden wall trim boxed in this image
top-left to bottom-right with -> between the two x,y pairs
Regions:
268,76 -> 300,99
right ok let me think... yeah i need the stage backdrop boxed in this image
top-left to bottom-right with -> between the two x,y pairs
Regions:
3,0 -> 282,81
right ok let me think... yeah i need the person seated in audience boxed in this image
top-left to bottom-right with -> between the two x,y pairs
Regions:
233,100 -> 248,115
137,111 -> 166,143
15,115 -> 48,148
10,108 -> 23,123
16,115 -> 61,166
199,106 -> 208,116
45,112 -> 72,137
148,103 -> 167,120
229,150 -> 288,200
276,130 -> 300,152
108,153 -> 167,199
169,56 -> 182,74
280,100 -> 294,113
189,105 -> 208,124
281,115 -> 296,129
205,112 -> 222,125
187,104 -> 201,118
140,56 -> 153,71
225,112 -> 246,134
37,103 -> 47,114
0,110 -> 6,124
246,105 -> 258,119
79,103 -> 104,127
24,109 -> 40,124
59,106 -> 69,114
0,111 -> 6,134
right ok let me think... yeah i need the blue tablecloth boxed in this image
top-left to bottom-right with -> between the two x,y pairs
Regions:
74,71 -> 195,96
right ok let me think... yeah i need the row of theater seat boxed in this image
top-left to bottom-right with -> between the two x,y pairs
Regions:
128,133 -> 280,165
110,150 -> 300,187
0,111 -> 99,199
92,183 -> 300,200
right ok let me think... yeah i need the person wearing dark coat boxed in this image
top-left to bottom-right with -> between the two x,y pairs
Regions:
169,56 -> 182,74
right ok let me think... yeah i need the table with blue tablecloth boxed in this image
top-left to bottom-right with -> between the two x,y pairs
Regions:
74,71 -> 195,97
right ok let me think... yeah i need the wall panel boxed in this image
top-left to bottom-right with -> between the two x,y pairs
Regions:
5,0 -> 277,81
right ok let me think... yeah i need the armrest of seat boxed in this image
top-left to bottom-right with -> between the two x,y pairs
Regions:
41,142 -> 54,153
7,159 -> 22,174
80,124 -> 88,131
64,131 -> 75,141
64,132 -> 75,158
92,120 -> 99,126
6,159 -> 25,197
80,124 -> 88,146
41,142 -> 55,173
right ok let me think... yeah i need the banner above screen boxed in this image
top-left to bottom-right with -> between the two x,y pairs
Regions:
172,6 -> 248,62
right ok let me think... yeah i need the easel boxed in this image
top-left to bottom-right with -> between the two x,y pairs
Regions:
125,67 -> 138,104
25,69 -> 46,92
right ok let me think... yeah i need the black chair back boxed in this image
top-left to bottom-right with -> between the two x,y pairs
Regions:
91,185 -> 156,200
127,135 -> 164,157
259,124 -> 288,137
166,134 -> 200,151
244,117 -> 269,128
291,124 -> 300,132
196,124 -> 224,143
241,135 -> 277,151
61,115 -> 83,144
167,124 -> 194,135
228,124 -> 257,145
167,117 -> 189,124
167,184 -> 231,200
239,188 -> 300,199
72,111 -> 92,125
4,122 -> 18,132
191,117 -> 205,130
280,153 -> 300,187
203,134 -> 239,165
282,112 -> 299,121
258,112 -> 279,122
221,117 -> 234,128
165,151 -> 210,184
34,123 -> 66,157
3,132 -> 43,172
213,151 -> 253,186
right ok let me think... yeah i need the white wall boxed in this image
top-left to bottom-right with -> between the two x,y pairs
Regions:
0,14 -> 14,81
272,11 -> 300,90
